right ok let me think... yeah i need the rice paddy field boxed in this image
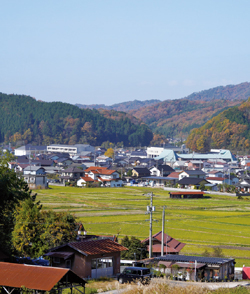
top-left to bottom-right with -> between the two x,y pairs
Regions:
36,186 -> 250,267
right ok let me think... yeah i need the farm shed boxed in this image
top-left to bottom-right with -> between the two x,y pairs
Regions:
169,191 -> 205,199
152,255 -> 235,281
45,238 -> 128,279
0,262 -> 86,293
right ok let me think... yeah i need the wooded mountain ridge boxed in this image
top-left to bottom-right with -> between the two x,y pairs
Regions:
186,97 -> 250,152
0,93 -> 153,147
76,82 -> 250,139
128,82 -> 250,139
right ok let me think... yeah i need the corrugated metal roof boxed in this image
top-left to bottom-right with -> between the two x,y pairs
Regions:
0,262 -> 85,291
155,255 -> 235,265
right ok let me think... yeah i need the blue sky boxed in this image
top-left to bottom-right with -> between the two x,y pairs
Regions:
0,0 -> 249,105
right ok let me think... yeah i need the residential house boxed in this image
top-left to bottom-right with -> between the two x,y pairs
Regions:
173,160 -> 187,170
60,167 -> 85,183
55,157 -> 73,167
179,170 -> 206,180
130,150 -> 147,158
77,166 -> 122,187
187,160 -> 204,170
96,155 -> 113,164
132,167 -> 151,178
150,165 -> 174,177
141,231 -> 185,258
23,174 -> 48,189
23,166 -> 46,175
177,177 -> 209,189
165,172 -> 182,185
207,170 -> 224,178
45,238 -> 127,279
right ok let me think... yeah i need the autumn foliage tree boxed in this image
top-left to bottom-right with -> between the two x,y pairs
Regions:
105,148 -> 114,158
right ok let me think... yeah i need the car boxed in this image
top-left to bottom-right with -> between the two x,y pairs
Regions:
117,266 -> 151,284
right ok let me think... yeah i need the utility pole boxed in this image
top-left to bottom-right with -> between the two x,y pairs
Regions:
161,206 -> 165,256
146,193 -> 155,258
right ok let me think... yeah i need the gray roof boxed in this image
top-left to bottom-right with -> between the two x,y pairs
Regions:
181,170 -> 205,176
24,166 -> 45,172
178,177 -> 208,185
179,150 -> 236,161
155,254 -> 234,265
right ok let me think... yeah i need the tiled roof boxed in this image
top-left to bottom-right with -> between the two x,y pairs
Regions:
85,167 -> 116,175
68,239 -> 128,255
206,177 -> 225,181
80,176 -> 98,182
178,177 -> 208,185
166,172 -> 181,179
142,231 -> 185,253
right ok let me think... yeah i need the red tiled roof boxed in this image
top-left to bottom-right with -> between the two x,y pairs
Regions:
206,177 -> 225,181
80,176 -> 98,182
141,231 -> 185,253
167,172 -> 181,179
208,170 -> 221,174
85,167 -> 116,175
147,244 -> 181,253
68,239 -> 128,255
0,262 -> 85,291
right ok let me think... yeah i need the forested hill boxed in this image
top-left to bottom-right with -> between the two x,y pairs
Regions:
186,98 -> 250,152
128,82 -> 250,139
0,93 -> 153,146
76,99 -> 160,112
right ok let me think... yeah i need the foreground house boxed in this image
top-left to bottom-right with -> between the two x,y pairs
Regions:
45,238 -> 127,279
141,231 -> 185,257
0,262 -> 86,293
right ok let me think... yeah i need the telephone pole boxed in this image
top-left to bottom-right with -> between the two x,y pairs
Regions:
161,206 -> 165,256
146,192 -> 155,258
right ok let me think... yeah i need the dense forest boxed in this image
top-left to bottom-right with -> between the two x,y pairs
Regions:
0,93 -> 153,147
128,83 -> 250,139
75,82 -> 250,140
186,98 -> 250,152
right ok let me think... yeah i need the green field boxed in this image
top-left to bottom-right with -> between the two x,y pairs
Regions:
36,186 -> 250,266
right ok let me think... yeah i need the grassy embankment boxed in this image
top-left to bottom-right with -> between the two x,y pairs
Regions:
36,186 -> 250,267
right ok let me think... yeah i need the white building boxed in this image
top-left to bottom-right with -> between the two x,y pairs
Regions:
14,145 -> 47,156
47,144 -> 95,155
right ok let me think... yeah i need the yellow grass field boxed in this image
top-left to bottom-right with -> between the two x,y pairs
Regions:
36,186 -> 250,266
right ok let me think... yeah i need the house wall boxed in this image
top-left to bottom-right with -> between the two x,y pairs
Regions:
49,249 -> 121,279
